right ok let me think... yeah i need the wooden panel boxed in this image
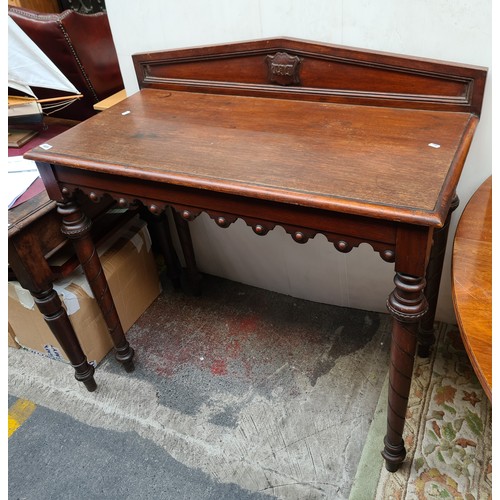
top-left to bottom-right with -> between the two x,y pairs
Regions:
133,38 -> 487,114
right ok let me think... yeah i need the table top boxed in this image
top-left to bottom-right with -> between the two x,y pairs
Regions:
26,88 -> 477,228
452,176 -> 492,399
8,189 -> 55,239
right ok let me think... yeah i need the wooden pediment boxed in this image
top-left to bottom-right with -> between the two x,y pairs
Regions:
133,37 -> 486,115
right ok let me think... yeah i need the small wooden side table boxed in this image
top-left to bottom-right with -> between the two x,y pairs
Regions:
452,176 -> 492,400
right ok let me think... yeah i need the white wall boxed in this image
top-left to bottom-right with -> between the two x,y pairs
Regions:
105,0 -> 492,323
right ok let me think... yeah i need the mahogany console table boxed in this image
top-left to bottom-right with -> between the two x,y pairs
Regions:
25,38 -> 487,472
452,176 -> 492,400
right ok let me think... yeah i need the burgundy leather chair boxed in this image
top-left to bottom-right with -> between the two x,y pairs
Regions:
8,6 -> 124,121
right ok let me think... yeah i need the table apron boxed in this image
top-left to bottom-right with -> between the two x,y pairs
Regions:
46,164 -> 436,269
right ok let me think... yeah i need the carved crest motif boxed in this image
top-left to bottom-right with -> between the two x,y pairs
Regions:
266,52 -> 301,86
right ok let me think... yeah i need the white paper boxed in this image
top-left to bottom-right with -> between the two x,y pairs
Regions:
7,156 -> 40,208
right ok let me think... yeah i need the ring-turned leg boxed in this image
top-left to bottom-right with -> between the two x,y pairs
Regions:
383,272 -> 428,471
33,286 -> 97,391
8,239 -> 96,391
57,198 -> 135,372
418,195 -> 459,357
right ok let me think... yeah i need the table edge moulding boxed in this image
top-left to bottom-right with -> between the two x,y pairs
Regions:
24,38 -> 487,473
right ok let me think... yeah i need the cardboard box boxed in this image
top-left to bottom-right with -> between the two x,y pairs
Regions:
8,216 -> 161,365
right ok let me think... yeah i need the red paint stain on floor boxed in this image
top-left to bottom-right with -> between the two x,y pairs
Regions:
237,316 -> 259,333
132,306 -> 306,380
127,283 -> 353,384
210,359 -> 228,376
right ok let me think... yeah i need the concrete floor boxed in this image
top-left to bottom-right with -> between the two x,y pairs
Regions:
8,274 -> 392,499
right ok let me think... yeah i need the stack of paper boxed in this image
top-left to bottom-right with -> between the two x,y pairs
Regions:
8,156 -> 40,208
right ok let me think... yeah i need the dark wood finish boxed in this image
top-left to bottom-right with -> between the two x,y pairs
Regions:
133,37 -> 486,115
8,186 -> 183,383
24,38 -> 487,472
452,176 -> 492,400
418,194 -> 460,356
384,273 -> 428,471
26,90 -> 479,227
57,199 -> 135,371
139,208 -> 182,290
171,209 -> 203,295
8,190 -> 97,391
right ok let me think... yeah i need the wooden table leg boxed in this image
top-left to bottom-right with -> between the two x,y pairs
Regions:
383,272 -> 428,471
139,207 -> 182,289
418,195 -> 459,357
57,198 -> 135,372
32,286 -> 97,390
172,209 -> 203,295
8,239 -> 97,392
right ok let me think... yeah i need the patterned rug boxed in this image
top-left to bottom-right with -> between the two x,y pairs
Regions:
350,323 -> 492,500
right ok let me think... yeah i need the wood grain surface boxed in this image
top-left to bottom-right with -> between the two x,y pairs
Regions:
25,89 -> 477,227
452,176 -> 492,399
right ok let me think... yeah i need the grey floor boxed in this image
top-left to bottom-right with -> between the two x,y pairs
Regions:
8,274 -> 392,499
8,394 -> 268,500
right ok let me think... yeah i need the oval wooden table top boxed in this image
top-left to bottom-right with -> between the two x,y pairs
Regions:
452,175 -> 492,400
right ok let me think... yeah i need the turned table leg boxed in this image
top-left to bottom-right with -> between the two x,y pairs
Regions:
383,272 -> 428,471
57,198 -> 135,372
172,209 -> 203,295
418,195 -> 459,357
8,239 -> 97,392
32,287 -> 97,391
